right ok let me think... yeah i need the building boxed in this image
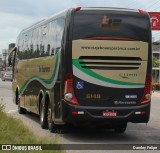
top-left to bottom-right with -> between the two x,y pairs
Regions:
152,41 -> 160,83
2,49 -> 9,70
0,54 -> 2,71
0,43 -> 15,71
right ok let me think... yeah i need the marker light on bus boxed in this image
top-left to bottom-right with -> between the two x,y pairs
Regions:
64,73 -> 80,106
72,111 -> 84,115
139,9 -> 145,15
135,111 -> 146,115
74,7 -> 81,12
140,74 -> 151,104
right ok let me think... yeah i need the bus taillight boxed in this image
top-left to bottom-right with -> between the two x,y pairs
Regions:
140,74 -> 151,104
74,7 -> 81,12
64,73 -> 80,106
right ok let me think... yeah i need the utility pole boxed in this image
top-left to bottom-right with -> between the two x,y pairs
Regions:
4,50 -> 6,70
2,49 -> 7,71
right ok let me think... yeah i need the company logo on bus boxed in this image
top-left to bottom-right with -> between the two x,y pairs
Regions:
102,16 -> 109,25
101,16 -> 121,29
114,101 -> 136,105
119,73 -> 138,79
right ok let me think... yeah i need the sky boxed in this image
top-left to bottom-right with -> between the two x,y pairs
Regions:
0,0 -> 160,54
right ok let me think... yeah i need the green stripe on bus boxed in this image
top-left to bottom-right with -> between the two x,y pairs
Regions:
19,53 -> 60,95
73,59 -> 144,86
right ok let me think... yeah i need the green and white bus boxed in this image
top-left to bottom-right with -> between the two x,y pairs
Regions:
10,7 -> 152,133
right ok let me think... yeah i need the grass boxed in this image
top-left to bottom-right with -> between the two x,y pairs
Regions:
0,103 -> 65,153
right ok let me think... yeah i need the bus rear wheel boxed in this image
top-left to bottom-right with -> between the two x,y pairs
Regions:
40,100 -> 48,129
48,103 -> 57,133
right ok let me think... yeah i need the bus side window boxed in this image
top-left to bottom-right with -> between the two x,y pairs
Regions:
56,18 -> 65,49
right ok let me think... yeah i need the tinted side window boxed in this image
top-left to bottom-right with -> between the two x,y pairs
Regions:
17,17 -> 65,59
49,20 -> 57,55
56,18 -> 65,48
49,18 -> 65,55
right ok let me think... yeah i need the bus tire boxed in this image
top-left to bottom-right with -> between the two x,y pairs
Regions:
48,120 -> 57,133
40,99 -> 48,129
18,98 -> 26,114
114,123 -> 127,133
15,89 -> 19,105
48,103 -> 57,133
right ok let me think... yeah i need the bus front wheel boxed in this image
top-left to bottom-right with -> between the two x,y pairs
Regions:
18,98 -> 26,114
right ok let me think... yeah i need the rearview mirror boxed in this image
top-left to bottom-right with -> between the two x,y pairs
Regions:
8,47 -> 17,67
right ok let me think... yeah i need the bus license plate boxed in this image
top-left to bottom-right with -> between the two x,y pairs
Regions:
103,111 -> 117,117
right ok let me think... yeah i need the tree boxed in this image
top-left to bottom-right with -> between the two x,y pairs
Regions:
153,56 -> 160,67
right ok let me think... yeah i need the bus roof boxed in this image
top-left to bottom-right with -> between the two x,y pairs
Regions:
20,7 -> 144,33
78,7 -> 139,13
21,9 -> 68,33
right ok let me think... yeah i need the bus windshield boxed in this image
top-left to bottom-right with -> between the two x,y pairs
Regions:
72,10 -> 150,42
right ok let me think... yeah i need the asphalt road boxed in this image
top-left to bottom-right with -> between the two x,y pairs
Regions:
0,79 -> 160,153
